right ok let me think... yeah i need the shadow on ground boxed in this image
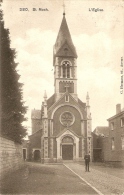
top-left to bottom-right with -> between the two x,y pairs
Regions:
0,163 -> 97,194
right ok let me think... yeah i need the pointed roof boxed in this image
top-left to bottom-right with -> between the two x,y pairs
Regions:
86,92 -> 89,100
31,109 -> 41,119
44,90 -> 47,99
93,126 -> 109,137
56,128 -> 81,138
54,14 -> 77,58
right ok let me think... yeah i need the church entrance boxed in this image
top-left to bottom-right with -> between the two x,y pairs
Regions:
62,145 -> 73,160
61,136 -> 74,160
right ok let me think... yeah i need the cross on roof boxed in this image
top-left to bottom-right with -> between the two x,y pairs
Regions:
62,0 -> 65,15
65,83 -> 70,92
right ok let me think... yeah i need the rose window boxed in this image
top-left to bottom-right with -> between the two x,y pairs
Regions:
60,112 -> 75,127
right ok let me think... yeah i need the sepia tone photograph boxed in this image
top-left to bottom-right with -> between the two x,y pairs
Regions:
0,0 -> 124,194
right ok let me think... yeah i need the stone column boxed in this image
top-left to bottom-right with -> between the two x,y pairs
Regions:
73,144 -> 76,160
57,139 -> 62,161
70,67 -> 72,78
82,138 -> 84,159
76,141 -> 79,159
41,136 -> 44,163
81,120 -> 84,135
44,138 -> 48,158
51,119 -> 53,135
60,144 -> 62,157
50,138 -> 53,159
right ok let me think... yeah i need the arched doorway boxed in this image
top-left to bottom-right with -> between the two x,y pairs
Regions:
62,136 -> 74,160
34,150 -> 40,161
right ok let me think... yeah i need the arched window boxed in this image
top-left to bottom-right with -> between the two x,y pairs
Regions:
62,61 -> 71,78
63,64 -> 66,78
67,64 -> 70,78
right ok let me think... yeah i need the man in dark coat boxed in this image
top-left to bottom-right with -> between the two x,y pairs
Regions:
84,154 -> 90,172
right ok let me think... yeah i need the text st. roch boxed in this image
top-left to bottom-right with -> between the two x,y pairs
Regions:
33,8 -> 49,11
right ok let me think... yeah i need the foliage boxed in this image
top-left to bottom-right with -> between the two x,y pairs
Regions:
0,10 -> 27,143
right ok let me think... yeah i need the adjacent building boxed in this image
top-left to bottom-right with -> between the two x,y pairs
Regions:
93,104 -> 124,166
92,126 -> 109,162
105,104 -> 124,164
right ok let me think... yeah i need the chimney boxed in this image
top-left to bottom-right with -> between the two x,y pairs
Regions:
116,104 -> 121,114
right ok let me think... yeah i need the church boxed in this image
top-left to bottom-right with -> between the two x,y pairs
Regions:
29,12 -> 92,163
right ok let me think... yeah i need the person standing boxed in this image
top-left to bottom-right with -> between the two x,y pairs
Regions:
84,154 -> 90,172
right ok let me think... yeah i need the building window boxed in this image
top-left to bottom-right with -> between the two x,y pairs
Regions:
120,118 -> 124,127
60,111 -> 75,127
67,64 -> 70,78
121,137 -> 124,150
62,61 -> 71,78
65,95 -> 69,102
110,122 -> 114,130
111,137 -> 115,150
64,48 -> 68,55
63,64 -> 66,78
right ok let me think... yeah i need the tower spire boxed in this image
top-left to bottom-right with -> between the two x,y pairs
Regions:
44,90 -> 47,106
43,90 -> 47,118
54,10 -> 77,58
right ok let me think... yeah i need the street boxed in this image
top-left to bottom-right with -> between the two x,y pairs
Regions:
0,162 -> 124,194
0,162 -> 97,194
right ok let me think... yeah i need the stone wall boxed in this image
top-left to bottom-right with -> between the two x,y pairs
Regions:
0,136 -> 23,178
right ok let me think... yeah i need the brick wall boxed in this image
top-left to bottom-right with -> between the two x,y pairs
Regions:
32,119 -> 42,134
102,137 -> 110,161
28,130 -> 42,160
107,111 -> 124,165
0,136 -> 23,178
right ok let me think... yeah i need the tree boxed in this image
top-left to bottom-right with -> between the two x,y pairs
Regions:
0,10 -> 27,143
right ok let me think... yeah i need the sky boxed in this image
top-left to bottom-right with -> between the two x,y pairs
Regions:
2,0 -> 124,136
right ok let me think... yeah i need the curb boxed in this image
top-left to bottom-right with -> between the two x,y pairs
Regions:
64,163 -> 104,195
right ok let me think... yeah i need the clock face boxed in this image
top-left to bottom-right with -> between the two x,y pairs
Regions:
60,112 -> 75,127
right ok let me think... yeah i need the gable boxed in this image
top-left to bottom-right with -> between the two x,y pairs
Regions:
78,98 -> 87,117
47,94 -> 55,109
48,93 -> 77,114
78,98 -> 86,109
48,93 -> 86,120
57,128 -> 81,139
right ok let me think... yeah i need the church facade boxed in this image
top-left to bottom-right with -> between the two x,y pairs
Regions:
30,13 -> 92,163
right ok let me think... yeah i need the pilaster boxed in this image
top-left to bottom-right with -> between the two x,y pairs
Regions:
86,92 -> 92,156
44,138 -> 48,158
49,138 -> 54,159
82,138 -> 85,158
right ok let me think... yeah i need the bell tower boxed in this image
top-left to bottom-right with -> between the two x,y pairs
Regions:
53,12 -> 78,102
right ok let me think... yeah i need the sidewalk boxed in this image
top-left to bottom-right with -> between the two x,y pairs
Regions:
64,163 -> 124,195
